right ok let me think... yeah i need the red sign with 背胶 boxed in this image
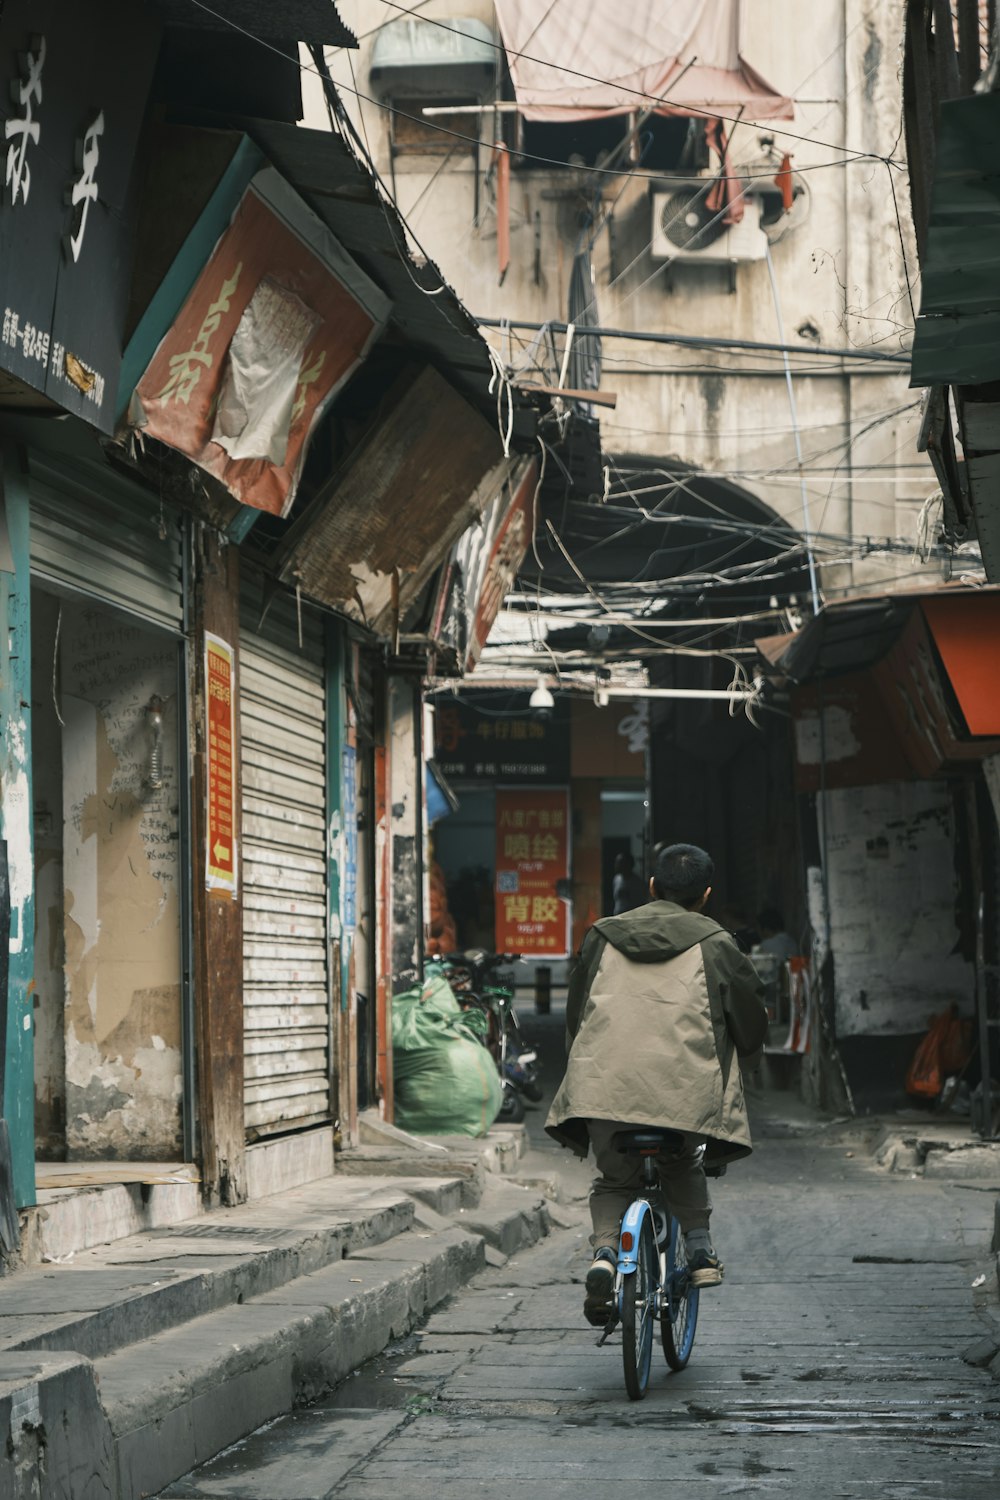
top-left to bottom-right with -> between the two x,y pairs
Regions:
495,787 -> 570,957
205,633 -> 237,895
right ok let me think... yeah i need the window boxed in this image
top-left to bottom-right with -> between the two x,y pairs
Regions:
389,95 -> 481,156
512,112 -> 708,174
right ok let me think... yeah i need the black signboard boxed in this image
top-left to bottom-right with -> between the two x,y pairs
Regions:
432,692 -> 570,782
0,0 -> 161,433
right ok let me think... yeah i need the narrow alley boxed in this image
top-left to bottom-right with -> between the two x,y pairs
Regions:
159,1014 -> 1000,1500
3,6 -> 1000,1498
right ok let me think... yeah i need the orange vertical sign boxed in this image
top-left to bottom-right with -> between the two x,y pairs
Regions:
205,632 -> 237,896
495,786 -> 570,957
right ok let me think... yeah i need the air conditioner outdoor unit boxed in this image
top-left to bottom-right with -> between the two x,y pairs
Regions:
650,189 -> 767,264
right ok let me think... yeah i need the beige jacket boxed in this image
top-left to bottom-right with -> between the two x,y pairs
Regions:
546,901 -> 768,1164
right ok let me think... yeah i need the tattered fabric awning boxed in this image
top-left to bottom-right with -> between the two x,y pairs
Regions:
493,0 -> 793,121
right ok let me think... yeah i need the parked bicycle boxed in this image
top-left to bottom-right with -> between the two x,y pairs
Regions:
595,1128 -> 700,1400
429,949 -> 540,1122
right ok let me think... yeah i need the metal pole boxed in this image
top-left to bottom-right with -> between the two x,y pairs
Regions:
764,240 -> 822,614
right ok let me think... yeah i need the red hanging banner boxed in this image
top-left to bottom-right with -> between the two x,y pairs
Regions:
205,632 -> 237,897
495,786 -> 570,957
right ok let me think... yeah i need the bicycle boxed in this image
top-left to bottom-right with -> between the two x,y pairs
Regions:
596,1129 -> 700,1400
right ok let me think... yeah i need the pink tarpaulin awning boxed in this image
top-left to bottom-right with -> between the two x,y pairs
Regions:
494,0 -> 793,122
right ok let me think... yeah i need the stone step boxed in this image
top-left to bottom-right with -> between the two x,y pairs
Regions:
0,1178 -> 418,1363
97,1225 -> 485,1500
1,1150 -> 558,1498
459,1179 -> 552,1259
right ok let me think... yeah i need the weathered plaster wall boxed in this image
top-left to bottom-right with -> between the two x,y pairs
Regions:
31,593 -> 67,1155
60,603 -> 182,1159
315,0 -> 939,594
389,677 -> 421,993
820,780 -> 972,1037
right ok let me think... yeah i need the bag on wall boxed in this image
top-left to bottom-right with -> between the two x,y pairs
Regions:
905,1004 -> 974,1098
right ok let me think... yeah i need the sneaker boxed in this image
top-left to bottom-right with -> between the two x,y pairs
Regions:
583,1249 -> 617,1325
688,1249 -> 724,1287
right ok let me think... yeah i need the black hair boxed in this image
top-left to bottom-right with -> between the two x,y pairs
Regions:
614,851 -> 635,873
757,906 -> 785,933
652,843 -> 714,906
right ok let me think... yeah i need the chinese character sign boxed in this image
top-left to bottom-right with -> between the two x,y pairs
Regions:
495,787 -> 570,957
131,167 -> 390,517
0,0 -> 161,432
433,694 -> 569,782
205,633 -> 237,897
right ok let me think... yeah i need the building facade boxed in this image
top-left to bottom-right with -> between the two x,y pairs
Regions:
315,3 -> 998,1124
0,0 -> 541,1231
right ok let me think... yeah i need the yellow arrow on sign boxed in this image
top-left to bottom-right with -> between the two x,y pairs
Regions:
213,841 -> 230,864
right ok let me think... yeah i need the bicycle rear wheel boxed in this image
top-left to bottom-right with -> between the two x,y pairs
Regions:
661,1218 -> 699,1371
622,1214 -> 656,1400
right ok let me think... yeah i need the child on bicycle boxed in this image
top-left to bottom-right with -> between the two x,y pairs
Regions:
545,843 -> 768,1326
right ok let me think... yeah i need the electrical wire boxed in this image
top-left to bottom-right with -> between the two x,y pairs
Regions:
475,317 -> 910,366
372,0 -> 902,169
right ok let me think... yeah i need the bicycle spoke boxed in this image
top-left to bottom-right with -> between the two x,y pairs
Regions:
661,1219 -> 699,1371
622,1213 -> 656,1400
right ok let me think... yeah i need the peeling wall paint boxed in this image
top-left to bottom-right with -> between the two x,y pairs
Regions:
59,603 -> 182,1159
389,679 -> 420,992
821,780 -> 972,1037
31,594 -> 67,1153
795,705 -> 861,765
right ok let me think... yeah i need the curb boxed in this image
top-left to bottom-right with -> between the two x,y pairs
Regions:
100,1226 -> 484,1500
1,1176 -> 555,1499
2,1185 -> 418,1365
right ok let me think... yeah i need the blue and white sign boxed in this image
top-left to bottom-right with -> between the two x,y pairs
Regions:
342,744 -> 357,931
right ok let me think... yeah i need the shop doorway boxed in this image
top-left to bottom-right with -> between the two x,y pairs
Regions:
31,588 -> 187,1161
600,788 -> 648,916
433,785 -> 497,952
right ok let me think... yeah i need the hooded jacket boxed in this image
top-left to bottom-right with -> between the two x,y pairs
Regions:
545,900 -> 768,1164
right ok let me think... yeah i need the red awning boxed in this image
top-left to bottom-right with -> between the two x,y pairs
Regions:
922,594 -> 1000,736
493,0 -> 794,122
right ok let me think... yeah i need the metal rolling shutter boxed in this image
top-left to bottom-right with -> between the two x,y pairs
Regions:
240,591 -> 329,1139
28,446 -> 185,632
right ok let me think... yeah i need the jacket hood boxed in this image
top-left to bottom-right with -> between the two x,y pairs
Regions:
594,900 -> 724,964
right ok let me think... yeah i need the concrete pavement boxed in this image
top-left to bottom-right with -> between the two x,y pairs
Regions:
157,1015 -> 1000,1500
0,1130 -> 553,1500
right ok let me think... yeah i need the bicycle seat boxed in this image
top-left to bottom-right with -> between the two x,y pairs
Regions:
612,1128 -> 686,1156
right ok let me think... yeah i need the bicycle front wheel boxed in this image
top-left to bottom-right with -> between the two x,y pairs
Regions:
661,1219 -> 699,1371
622,1214 -> 656,1400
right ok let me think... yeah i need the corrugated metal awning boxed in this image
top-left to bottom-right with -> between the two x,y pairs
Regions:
274,364 -> 506,634
910,92 -> 1000,387
152,0 -> 356,46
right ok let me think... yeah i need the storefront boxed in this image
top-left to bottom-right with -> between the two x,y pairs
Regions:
756,587 -> 1000,1125
429,692 -> 647,977
21,420 -> 189,1164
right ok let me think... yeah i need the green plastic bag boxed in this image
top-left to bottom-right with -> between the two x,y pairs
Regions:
392,973 -> 502,1137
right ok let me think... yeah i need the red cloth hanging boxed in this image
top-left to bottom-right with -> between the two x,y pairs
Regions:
703,117 -> 745,225
774,152 -> 795,212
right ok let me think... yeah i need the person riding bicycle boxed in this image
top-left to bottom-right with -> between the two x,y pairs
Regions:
545,843 -> 768,1327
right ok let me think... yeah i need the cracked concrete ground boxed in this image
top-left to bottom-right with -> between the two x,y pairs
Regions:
161,1014 -> 1000,1500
